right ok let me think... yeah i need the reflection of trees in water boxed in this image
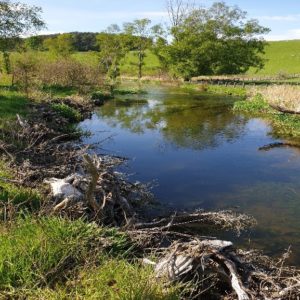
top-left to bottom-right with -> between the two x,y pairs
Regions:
96,95 -> 248,150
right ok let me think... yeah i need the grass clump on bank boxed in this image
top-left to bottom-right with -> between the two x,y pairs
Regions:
51,103 -> 82,122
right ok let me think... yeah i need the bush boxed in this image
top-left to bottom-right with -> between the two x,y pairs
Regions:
37,58 -> 103,89
51,103 -> 82,122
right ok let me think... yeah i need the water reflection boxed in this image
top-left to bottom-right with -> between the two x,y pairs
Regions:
80,86 -> 300,265
97,90 -> 248,150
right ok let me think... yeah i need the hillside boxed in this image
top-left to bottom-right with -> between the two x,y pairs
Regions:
248,40 -> 300,76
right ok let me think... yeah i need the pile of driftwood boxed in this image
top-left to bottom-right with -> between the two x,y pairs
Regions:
1,110 -> 300,299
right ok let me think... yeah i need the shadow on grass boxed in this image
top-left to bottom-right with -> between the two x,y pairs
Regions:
42,85 -> 78,98
0,90 -> 28,121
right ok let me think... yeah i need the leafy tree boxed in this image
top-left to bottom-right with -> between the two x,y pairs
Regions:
43,33 -> 74,57
168,1 -> 270,80
96,26 -> 130,89
71,32 -> 98,51
123,19 -> 154,80
0,0 -> 44,73
24,35 -> 43,51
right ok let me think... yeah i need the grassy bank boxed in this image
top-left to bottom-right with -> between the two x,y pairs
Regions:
0,216 -> 179,299
0,89 -> 181,299
233,89 -> 300,138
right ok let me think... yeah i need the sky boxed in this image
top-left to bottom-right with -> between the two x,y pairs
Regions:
24,0 -> 300,41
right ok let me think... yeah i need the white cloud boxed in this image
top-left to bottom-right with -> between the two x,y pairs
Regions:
265,28 -> 300,41
259,15 -> 300,22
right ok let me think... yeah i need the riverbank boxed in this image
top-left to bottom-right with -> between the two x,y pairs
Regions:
233,86 -> 300,138
1,87 -> 300,299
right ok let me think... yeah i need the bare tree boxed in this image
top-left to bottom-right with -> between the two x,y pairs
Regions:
166,0 -> 194,27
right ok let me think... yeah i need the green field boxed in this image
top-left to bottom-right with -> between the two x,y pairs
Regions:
248,40 -> 300,76
2,40 -> 300,79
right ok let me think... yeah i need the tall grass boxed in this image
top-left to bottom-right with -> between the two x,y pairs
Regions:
258,85 -> 300,112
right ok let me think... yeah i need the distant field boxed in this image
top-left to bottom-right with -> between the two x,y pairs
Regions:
2,40 -> 300,80
248,40 -> 300,76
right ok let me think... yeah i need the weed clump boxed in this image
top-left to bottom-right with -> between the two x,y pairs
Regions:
51,103 -> 82,122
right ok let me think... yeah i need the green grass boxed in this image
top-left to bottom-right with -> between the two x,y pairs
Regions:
248,40 -> 300,76
0,216 -> 180,299
120,49 -> 162,77
0,89 -> 28,122
0,217 -> 132,292
30,259 -> 180,300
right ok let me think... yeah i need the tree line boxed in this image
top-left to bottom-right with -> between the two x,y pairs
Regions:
0,0 -> 270,84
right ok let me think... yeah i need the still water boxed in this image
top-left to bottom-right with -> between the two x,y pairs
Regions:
80,85 -> 300,264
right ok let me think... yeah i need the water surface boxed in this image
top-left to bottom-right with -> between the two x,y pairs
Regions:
80,85 -> 300,264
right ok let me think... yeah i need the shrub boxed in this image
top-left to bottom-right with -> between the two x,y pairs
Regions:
37,58 -> 103,89
51,103 -> 82,122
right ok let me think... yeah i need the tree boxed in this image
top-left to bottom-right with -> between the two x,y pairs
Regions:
96,25 -> 130,89
168,2 -> 270,80
43,33 -> 74,57
123,19 -> 153,80
0,0 -> 44,73
24,35 -> 43,51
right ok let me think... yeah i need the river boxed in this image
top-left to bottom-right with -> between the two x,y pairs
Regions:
80,85 -> 300,265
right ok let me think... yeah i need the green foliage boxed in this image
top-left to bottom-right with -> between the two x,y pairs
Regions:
168,2 -> 269,80
233,95 -> 271,113
233,94 -> 300,137
51,103 -> 82,122
91,90 -> 113,100
207,85 -> 247,97
43,33 -> 75,57
123,19 -> 155,79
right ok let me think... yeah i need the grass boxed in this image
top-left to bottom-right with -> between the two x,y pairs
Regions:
248,40 -> 300,76
0,89 -> 28,122
0,216 -> 180,299
120,49 -> 162,77
30,259 -> 180,300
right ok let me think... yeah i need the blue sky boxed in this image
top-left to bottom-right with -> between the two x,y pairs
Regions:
25,0 -> 300,40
